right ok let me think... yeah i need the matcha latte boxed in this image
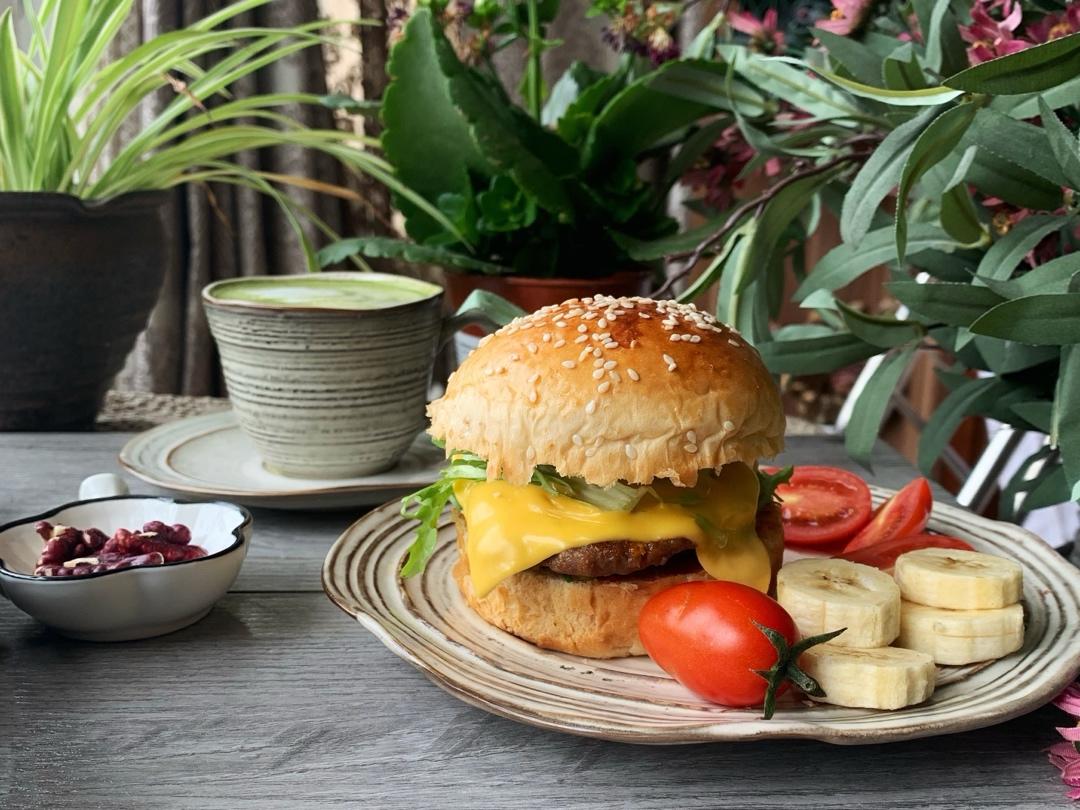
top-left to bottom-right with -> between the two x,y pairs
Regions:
206,274 -> 439,310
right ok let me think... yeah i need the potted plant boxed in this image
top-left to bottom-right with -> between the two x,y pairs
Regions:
627,1 -> 1080,518
0,0 -> 448,430
317,0 -> 775,319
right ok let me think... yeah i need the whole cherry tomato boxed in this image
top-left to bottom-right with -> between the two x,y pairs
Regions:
639,581 -> 837,717
843,477 -> 933,552
764,465 -> 872,546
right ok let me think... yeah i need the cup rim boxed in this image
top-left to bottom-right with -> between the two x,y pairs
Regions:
202,271 -> 443,315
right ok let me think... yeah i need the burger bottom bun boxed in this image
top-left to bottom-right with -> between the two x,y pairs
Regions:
452,505 -> 784,659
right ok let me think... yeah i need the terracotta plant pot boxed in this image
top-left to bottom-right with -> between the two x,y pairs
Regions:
0,192 -> 171,430
443,269 -> 655,335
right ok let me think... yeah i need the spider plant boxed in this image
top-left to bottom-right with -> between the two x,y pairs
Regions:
0,0 -> 460,268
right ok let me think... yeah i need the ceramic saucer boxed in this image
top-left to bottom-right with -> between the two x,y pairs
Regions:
119,410 -> 444,510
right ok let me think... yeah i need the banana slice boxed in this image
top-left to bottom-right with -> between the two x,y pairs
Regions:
800,644 -> 936,710
897,601 -> 1024,665
895,548 -> 1022,610
777,559 -> 901,648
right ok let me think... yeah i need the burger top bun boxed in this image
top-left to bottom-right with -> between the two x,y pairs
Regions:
428,296 -> 785,488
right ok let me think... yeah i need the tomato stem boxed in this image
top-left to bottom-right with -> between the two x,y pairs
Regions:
751,622 -> 846,720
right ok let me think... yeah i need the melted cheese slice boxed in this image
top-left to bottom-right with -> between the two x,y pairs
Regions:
455,462 -> 770,597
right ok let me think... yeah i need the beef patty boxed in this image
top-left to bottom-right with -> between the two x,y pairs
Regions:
540,503 -> 783,578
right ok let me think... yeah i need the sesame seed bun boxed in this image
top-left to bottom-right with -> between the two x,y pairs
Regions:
428,296 -> 785,486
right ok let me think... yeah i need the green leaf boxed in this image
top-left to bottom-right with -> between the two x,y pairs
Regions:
918,377 -> 1007,475
454,288 -> 526,327
971,337 -> 1059,374
842,105 -> 940,247
969,294 -> 1080,345
999,444 -> 1055,522
975,215 -> 1067,281
945,31 -> 1080,95
318,93 -> 380,114
980,251 -> 1080,298
965,147 -> 1063,211
814,28 -> 884,85
1052,344 -> 1080,501
716,48 -> 863,122
317,236 -> 510,274
963,108 -> 1074,189
757,333 -> 880,375
555,66 -> 626,146
774,323 -> 838,340
611,211 -> 729,261
918,0 -> 967,77
815,68 -> 962,106
542,61 -> 604,127
909,248 -> 978,282
895,103 -> 978,263
794,225 -> 959,301
940,184 -> 986,246
1039,97 -> 1080,191
381,9 -> 491,241
663,117 -> 731,189
676,225 -> 748,303
1011,401 -> 1054,433
997,74 -> 1080,119
845,343 -> 918,469
836,301 -> 925,349
1024,462 -> 1073,512
888,281 -> 1005,327
587,59 -> 765,169
883,43 -> 928,91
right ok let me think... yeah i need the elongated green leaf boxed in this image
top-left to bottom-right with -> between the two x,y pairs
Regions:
999,444 -> 1056,522
317,236 -> 510,274
981,252 -> 1080,298
794,225 -> 958,301
542,61 -> 604,127
1012,401 -> 1054,433
1052,344 -> 1080,501
757,333 -> 880,375
842,106 -> 939,247
975,215 -> 1068,281
773,323 -> 837,340
883,44 -> 928,91
845,342 -> 918,469
963,108 -> 1073,189
0,10 -> 28,188
836,301 -> 925,349
381,8 -> 490,241
945,31 -> 1080,95
814,28 -> 883,85
971,337 -> 1059,374
969,294 -> 1080,345
940,184 -> 986,246
676,226 -> 747,303
918,376 -> 1006,475
888,281 -> 1005,326
611,212 -> 729,261
965,147 -> 1063,211
917,0 -> 967,76
454,288 -> 526,327
1039,97 -> 1080,191
910,248 -> 978,282
816,68 -> 961,106
716,47 -> 864,122
998,74 -> 1080,119
895,103 -> 978,263
1024,462 -> 1072,512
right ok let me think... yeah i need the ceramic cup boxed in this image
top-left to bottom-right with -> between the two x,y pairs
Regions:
203,272 -> 483,479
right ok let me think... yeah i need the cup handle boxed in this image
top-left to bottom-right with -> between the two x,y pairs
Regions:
79,473 -> 130,500
439,289 -> 526,348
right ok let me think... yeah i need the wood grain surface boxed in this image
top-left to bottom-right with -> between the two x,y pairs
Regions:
0,433 -> 1072,809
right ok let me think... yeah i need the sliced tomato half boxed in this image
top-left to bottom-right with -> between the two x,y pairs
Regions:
842,477 -> 933,552
837,533 -> 974,569
766,465 -> 872,546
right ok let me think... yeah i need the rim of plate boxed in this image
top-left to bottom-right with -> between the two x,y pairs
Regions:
323,486 -> 1080,745
118,410 -> 445,499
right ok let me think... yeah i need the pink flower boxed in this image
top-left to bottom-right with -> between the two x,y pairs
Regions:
815,0 -> 874,37
959,0 -> 1030,64
1025,6 -> 1080,44
1049,681 -> 1080,800
729,7 -> 786,54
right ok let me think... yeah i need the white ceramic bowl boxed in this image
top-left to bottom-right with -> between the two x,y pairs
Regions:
0,496 -> 251,641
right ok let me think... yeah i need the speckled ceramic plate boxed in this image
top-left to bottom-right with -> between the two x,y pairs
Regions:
119,411 -> 445,510
323,487 -> 1080,744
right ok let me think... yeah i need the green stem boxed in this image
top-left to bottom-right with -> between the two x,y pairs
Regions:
524,0 -> 542,119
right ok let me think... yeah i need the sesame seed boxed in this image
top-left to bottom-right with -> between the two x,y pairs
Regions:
562,360 -> 576,369
723,420 -> 735,431
630,340 -> 638,348
597,381 -> 611,393
592,368 -> 605,380
585,447 -> 597,458
624,444 -> 637,459
597,319 -> 607,329
526,446 -> 536,461
528,372 -> 540,384
527,343 -> 538,354
609,370 -> 621,382
577,324 -> 588,333
687,430 -> 697,443
690,335 -> 702,343
684,444 -> 698,454
553,339 -> 566,348
604,341 -> 618,349
575,334 -> 588,344
593,348 -> 603,358
603,360 -> 617,370
627,368 -> 640,381
484,368 -> 493,376
662,353 -> 675,366
585,400 -> 597,415
593,359 -> 605,368
528,389 -> 538,403
509,353 -> 519,361
638,312 -> 651,319
670,334 -> 680,342
728,338 -> 740,347
542,333 -> 551,343
572,434 -> 583,446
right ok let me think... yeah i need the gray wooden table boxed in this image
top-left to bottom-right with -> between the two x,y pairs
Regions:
0,433 -> 1071,809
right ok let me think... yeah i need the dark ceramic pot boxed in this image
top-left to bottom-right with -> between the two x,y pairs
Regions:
0,192 -> 171,430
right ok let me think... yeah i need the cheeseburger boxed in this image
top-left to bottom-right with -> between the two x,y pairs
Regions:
401,296 -> 787,658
